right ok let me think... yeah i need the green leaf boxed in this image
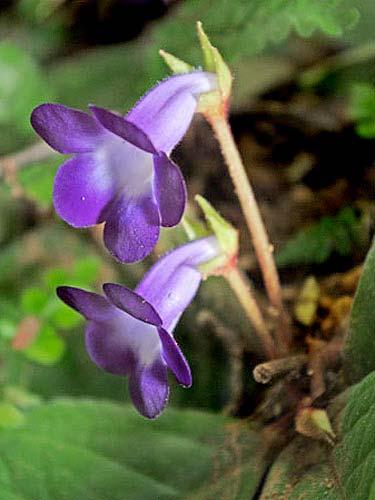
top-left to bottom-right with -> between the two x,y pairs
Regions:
49,301 -> 81,330
0,42 -> 52,135
24,324 -> 65,366
72,256 -> 101,284
154,0 -> 360,62
276,207 -> 366,267
344,237 -> 375,382
51,0 -> 361,113
21,287 -> 49,315
260,434 -> 340,498
0,319 -> 17,340
3,386 -> 41,410
0,399 -> 270,499
0,402 -> 25,429
351,83 -> 375,138
260,393 -> 349,498
335,371 -> 375,499
17,158 -> 60,208
43,267 -> 70,290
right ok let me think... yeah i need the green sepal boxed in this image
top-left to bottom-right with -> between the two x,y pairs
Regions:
198,254 -> 229,277
159,49 -> 194,74
196,21 -> 232,100
181,215 -> 209,241
195,195 -> 238,257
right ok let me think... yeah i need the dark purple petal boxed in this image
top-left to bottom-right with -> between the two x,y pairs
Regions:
129,357 -> 169,418
103,283 -> 162,326
31,103 -> 106,154
57,286 -> 115,321
158,327 -> 191,387
126,72 -> 217,152
85,321 -> 135,376
53,153 -> 116,227
136,236 -> 219,331
89,105 -> 157,154
153,153 -> 186,227
104,192 -> 160,263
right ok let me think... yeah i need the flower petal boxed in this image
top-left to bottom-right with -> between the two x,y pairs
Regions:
85,321 -> 135,376
103,283 -> 162,326
158,327 -> 192,387
128,357 -> 169,418
89,105 -> 156,154
126,72 -> 217,152
56,286 -> 115,321
136,236 -> 219,331
53,153 -> 117,227
104,192 -> 160,263
31,103 -> 105,154
153,153 -> 186,227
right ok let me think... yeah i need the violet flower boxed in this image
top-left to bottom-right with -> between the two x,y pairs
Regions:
57,236 -> 219,418
31,72 -> 217,263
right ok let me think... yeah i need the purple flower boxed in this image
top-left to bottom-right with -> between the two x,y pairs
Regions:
57,236 -> 219,418
31,72 -> 217,263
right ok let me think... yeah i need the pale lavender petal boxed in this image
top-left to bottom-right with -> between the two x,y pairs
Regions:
89,105 -> 156,154
126,72 -> 217,152
56,286 -> 115,321
158,327 -> 191,387
153,153 -> 186,227
31,103 -> 105,154
129,357 -> 169,418
103,283 -> 162,326
53,153 -> 118,227
85,321 -> 135,376
104,192 -> 160,263
136,236 -> 219,331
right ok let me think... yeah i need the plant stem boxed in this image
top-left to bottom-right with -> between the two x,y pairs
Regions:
225,266 -> 276,359
208,114 -> 290,351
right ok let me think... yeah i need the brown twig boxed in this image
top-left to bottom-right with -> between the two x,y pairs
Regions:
0,142 -> 54,180
253,354 -> 308,384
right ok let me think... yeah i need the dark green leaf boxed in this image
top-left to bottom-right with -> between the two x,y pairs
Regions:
351,82 -> 375,138
276,207 -> 366,267
51,0 -> 361,112
345,237 -> 375,382
260,435 -> 340,499
335,371 -> 375,499
0,399 -> 270,499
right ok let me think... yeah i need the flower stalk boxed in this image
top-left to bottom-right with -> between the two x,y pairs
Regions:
224,266 -> 276,359
207,114 -> 291,353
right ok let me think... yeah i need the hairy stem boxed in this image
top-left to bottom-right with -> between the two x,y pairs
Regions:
225,267 -> 276,359
208,115 -> 290,352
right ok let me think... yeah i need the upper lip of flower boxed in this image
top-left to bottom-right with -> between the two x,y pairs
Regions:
30,71 -> 217,264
